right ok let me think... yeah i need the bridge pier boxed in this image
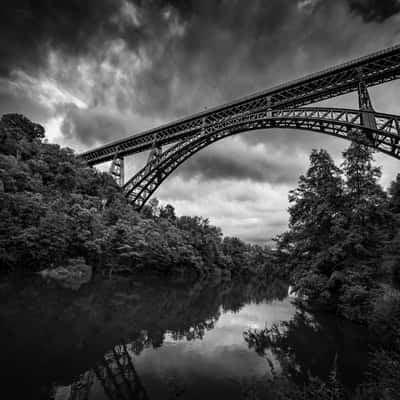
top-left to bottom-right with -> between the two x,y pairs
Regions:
357,69 -> 377,138
109,154 -> 125,186
146,139 -> 163,183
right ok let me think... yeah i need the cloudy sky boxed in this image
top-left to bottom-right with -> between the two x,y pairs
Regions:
1,0 -> 400,243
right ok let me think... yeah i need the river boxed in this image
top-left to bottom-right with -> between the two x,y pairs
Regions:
0,275 -> 374,399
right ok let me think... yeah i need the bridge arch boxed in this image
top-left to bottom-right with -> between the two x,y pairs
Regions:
123,107 -> 400,209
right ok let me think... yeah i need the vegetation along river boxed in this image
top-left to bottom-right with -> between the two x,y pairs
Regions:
0,275 -> 374,400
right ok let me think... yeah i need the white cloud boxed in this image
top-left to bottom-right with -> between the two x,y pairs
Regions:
43,115 -> 65,143
8,69 -> 87,111
155,175 -> 291,243
119,0 -> 141,27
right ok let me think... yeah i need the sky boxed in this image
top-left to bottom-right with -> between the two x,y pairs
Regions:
1,0 -> 400,244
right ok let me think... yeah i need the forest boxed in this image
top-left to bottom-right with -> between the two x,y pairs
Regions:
0,113 -> 275,279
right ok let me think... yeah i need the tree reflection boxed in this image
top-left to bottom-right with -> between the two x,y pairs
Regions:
244,309 -> 372,390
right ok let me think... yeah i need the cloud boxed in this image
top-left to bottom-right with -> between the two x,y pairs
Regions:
2,1 -> 400,140
60,105 -> 128,147
0,0 -> 141,78
0,77 -> 53,122
156,175 -> 291,243
347,0 -> 400,22
177,134 -> 309,184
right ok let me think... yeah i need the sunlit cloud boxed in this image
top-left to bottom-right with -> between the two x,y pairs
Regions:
5,69 -> 87,110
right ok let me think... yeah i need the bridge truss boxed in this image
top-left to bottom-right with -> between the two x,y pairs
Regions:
77,44 -> 400,209
124,108 -> 400,209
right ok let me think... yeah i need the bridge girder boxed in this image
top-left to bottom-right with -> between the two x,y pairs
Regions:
78,44 -> 400,166
123,107 -> 400,209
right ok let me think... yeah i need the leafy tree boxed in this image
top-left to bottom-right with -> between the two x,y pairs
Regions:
278,149 -> 345,307
336,138 -> 388,320
277,140 -> 391,320
340,137 -> 388,264
381,174 -> 400,284
159,203 -> 176,222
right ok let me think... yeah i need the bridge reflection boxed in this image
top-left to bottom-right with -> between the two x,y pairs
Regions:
54,343 -> 148,400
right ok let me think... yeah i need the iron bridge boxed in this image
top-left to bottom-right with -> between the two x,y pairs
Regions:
78,44 -> 400,210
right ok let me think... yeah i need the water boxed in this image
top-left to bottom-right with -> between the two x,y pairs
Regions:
0,276 -> 373,399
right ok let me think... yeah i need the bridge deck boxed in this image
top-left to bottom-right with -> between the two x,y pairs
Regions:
79,44 -> 400,166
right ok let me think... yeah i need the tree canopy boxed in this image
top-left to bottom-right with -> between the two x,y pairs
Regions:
277,135 -> 399,321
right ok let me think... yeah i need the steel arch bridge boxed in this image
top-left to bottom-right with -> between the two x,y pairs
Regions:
78,44 -> 400,210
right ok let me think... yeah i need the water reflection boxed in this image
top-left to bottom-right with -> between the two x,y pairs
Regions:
244,309 -> 373,389
0,276 -> 371,399
54,343 -> 148,400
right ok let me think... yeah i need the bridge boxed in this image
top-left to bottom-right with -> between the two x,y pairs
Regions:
78,44 -> 400,210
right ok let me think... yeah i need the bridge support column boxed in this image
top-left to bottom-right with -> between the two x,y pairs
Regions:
146,139 -> 163,183
109,154 -> 124,186
357,69 -> 377,135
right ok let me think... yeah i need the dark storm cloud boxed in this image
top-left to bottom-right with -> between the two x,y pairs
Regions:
1,0 -> 399,83
348,0 -> 400,22
1,0 -> 398,78
0,0 -> 126,77
60,105 -> 127,146
176,136 -> 307,185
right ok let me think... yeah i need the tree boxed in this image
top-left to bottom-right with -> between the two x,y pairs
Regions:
278,138 -> 394,320
279,149 -> 345,306
382,174 -> 400,284
388,174 -> 400,214
336,138 -> 388,319
341,137 -> 387,251
159,204 -> 176,222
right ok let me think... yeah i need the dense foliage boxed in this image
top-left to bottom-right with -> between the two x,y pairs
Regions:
274,134 -> 400,399
0,114 -> 273,277
277,135 -> 399,321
